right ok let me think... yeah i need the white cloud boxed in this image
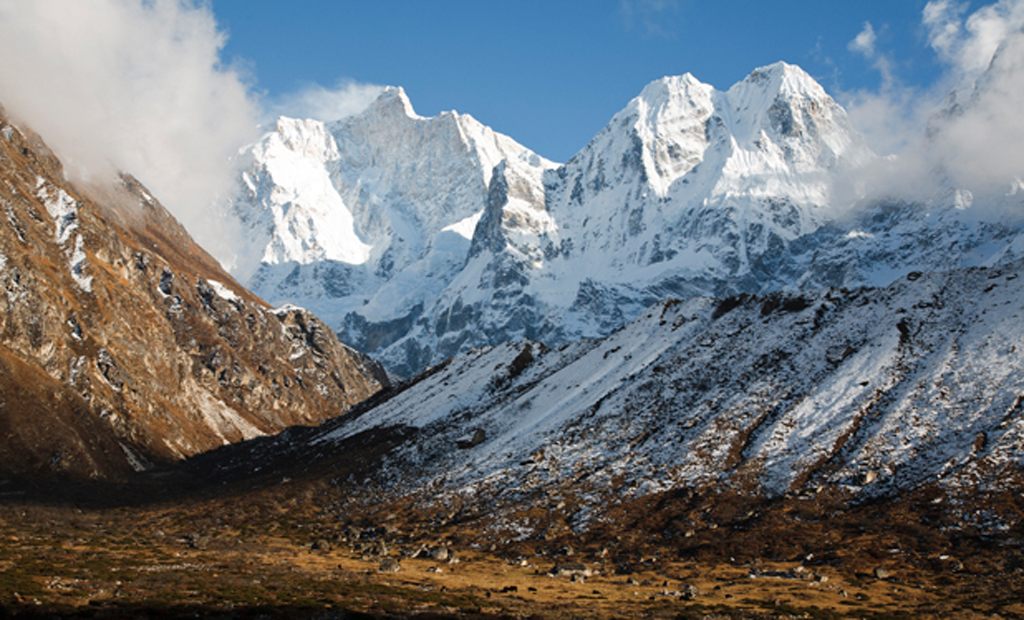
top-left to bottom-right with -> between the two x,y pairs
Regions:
842,87 -> 925,160
847,21 -> 896,91
920,0 -> 1024,194
922,0 -> 969,65
271,80 -> 385,123
923,0 -> 1024,80
848,21 -> 878,57
0,0 -> 259,270
841,0 -> 1024,207
930,27 -> 1024,190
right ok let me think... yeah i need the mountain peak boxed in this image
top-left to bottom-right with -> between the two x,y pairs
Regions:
364,86 -> 419,120
736,61 -> 828,100
637,72 -> 706,99
230,59 -> 1017,381
722,61 -> 856,153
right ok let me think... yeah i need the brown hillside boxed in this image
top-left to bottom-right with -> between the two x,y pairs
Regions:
0,107 -> 388,482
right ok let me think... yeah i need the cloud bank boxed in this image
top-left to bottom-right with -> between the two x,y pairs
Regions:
841,0 -> 1024,209
923,0 -> 1024,191
0,0 -> 388,271
0,0 -> 259,269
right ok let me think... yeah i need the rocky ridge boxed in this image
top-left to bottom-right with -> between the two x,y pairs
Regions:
199,259 -> 1024,536
0,107 -> 388,482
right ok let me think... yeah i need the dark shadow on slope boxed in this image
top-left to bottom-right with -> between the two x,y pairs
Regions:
0,358 -> 456,510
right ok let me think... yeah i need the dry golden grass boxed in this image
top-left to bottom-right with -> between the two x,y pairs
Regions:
0,477 -> 1021,619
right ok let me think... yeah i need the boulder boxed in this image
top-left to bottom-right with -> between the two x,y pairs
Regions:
430,545 -> 450,562
549,563 -> 591,578
681,584 -> 703,600
378,558 -> 401,573
456,428 -> 487,449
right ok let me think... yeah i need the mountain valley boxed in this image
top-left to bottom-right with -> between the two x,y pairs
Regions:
0,49 -> 1022,618
199,259 -> 1024,516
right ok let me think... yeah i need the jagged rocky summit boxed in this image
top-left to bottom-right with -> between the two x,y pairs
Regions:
231,62 -> 1024,377
0,107 -> 388,482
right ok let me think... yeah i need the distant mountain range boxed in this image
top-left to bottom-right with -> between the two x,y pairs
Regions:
231,61 -> 1024,377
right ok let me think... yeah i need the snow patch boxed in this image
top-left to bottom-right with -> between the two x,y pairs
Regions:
195,390 -> 265,444
279,263 -> 1024,523
119,443 -> 153,473
37,179 -> 80,244
272,303 -> 306,316
845,230 -> 874,239
207,279 -> 239,302
69,235 -> 92,292
441,210 -> 484,240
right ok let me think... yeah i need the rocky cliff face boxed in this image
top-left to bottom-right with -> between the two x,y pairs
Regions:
231,63 -> 1024,377
0,107 -> 388,482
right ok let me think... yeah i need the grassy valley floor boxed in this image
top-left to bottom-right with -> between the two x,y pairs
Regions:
0,476 -> 1022,619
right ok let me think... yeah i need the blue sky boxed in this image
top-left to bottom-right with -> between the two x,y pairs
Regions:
214,0 -> 960,161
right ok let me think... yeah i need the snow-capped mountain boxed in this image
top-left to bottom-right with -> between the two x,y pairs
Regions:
200,259 -> 1024,532
231,62 -> 1024,376
232,86 -> 554,374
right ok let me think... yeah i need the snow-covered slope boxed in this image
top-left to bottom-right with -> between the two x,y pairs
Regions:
231,63 -> 1024,376
205,259 -> 1024,532
232,87 -> 554,373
